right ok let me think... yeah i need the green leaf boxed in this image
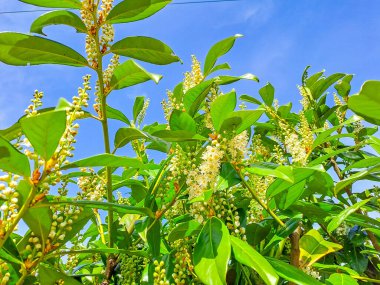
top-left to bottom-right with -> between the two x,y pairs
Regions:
220,109 -> 264,134
61,154 -> 144,169
133,96 -> 145,122
111,36 -> 180,65
183,79 -> 215,117
208,62 -> 231,74
335,164 -> 380,194
109,60 -> 162,91
19,0 -> 81,8
114,127 -> 148,149
20,110 -> 67,160
348,80 -> 380,125
245,164 -> 294,183
0,136 -> 30,177
147,219 -> 161,258
240,95 -> 262,105
326,274 -> 359,285
327,199 -> 371,233
230,236 -> 279,285
0,248 -> 23,265
39,264 -> 82,285
266,258 -> 324,285
259,83 -> 275,106
299,229 -> 342,267
106,105 -> 131,125
169,110 -> 197,133
17,180 -> 52,243
107,0 -> 171,24
151,130 -> 206,142
210,91 -> 237,131
30,11 -> 86,36
168,220 -> 202,242
204,34 -> 243,76
193,217 -> 231,285
334,74 -> 353,97
309,73 -> 345,99
0,32 -> 88,67
216,73 -> 259,85
33,198 -> 154,217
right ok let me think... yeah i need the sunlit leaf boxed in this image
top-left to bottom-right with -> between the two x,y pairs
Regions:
0,136 -> 30,177
111,36 -> 180,65
19,0 -> 81,9
30,11 -> 86,35
0,32 -> 88,67
193,217 -> 231,285
20,110 -> 67,160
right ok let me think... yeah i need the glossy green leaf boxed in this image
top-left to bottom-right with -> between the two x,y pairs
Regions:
30,11 -> 86,35
326,274 -> 359,285
39,264 -> 82,285
193,217 -> 231,285
335,164 -> 380,194
169,110 -> 197,133
230,236 -> 279,285
17,180 -> 52,243
133,96 -> 145,122
168,220 -> 201,242
20,110 -> 67,160
220,109 -> 264,134
114,127 -> 148,149
299,229 -> 342,267
210,91 -> 237,131
216,73 -> 259,85
109,60 -> 162,91
33,198 -> 154,217
61,154 -> 144,169
310,73 -> 345,99
259,82 -> 275,106
0,136 -> 30,177
266,257 -> 324,285
0,248 -> 22,265
348,80 -> 380,125
107,0 -> 170,24
147,219 -> 161,258
240,94 -> 262,105
204,34 -> 242,76
334,74 -> 353,97
245,164 -> 294,183
19,0 -> 81,8
106,105 -> 131,125
111,36 -> 180,65
327,199 -> 371,233
0,32 -> 88,67
151,130 -> 206,142
208,62 -> 231,74
183,79 -> 215,117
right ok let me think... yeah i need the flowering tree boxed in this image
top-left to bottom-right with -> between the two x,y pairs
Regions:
0,0 -> 380,284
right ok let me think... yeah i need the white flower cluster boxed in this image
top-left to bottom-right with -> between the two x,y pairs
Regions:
24,90 -> 43,117
247,175 -> 274,224
77,168 -> 106,201
183,55 -> 204,93
103,54 -> 119,94
333,93 -> 345,124
298,85 -> 312,110
0,174 -> 20,237
187,138 -> 224,223
228,130 -> 249,162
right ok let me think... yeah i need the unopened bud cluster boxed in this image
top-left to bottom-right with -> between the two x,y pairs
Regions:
77,168 -> 106,201
120,253 -> 147,284
153,260 -> 169,285
0,260 -> 11,285
183,56 -> 204,93
24,90 -> 43,117
172,240 -> 193,284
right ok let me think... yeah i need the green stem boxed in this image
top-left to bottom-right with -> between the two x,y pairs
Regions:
235,166 -> 285,227
0,181 -> 36,248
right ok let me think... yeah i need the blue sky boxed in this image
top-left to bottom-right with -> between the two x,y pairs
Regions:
1,0 -> 380,158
